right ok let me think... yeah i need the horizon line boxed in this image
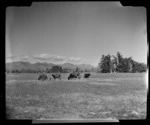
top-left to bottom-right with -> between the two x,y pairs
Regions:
5,60 -> 97,67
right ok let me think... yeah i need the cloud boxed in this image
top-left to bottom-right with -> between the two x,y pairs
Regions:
6,58 -> 13,63
66,57 -> 86,64
20,55 -> 29,61
68,57 -> 82,61
6,54 -> 17,63
33,54 -> 49,60
32,54 -> 66,62
6,53 -> 92,65
6,53 -> 95,66
6,54 -> 16,59
32,54 -> 86,64
6,54 -> 30,63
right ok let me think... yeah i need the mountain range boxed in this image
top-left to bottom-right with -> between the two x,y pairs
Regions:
6,61 -> 96,72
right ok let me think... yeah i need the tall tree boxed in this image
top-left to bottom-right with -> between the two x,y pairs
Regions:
98,55 -> 105,73
116,52 -> 124,72
50,65 -> 63,73
111,55 -> 118,73
131,61 -> 147,73
99,54 -> 111,73
126,57 -> 133,72
121,57 -> 132,72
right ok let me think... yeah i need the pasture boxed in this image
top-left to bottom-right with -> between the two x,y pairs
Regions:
6,73 -> 147,120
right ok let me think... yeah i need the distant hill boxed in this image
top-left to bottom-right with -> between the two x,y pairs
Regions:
6,61 -> 96,73
6,61 -> 55,71
34,62 -> 55,70
60,63 -> 77,70
60,63 -> 96,72
6,61 -> 34,71
77,64 -> 96,71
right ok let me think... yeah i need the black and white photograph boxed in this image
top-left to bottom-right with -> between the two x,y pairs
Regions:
6,2 -> 148,122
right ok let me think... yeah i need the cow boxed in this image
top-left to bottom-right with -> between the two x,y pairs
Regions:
51,74 -> 61,80
68,72 -> 81,80
38,74 -> 48,81
84,73 -> 90,78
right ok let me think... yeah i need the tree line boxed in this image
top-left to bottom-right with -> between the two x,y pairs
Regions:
6,65 -> 93,73
98,52 -> 147,73
6,52 -> 147,73
6,65 -> 65,73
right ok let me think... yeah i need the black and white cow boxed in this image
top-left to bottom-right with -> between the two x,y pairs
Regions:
84,73 -> 91,78
38,74 -> 48,81
68,72 -> 81,80
51,74 -> 61,80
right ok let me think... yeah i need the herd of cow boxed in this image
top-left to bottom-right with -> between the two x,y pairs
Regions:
38,72 -> 91,81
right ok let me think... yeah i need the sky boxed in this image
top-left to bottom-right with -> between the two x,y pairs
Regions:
6,2 -> 147,66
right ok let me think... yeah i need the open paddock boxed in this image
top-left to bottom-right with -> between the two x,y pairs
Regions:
6,73 -> 147,120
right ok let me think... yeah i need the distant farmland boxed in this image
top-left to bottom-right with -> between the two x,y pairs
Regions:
6,73 -> 147,120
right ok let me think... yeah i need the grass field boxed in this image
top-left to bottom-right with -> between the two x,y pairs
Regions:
6,73 -> 147,120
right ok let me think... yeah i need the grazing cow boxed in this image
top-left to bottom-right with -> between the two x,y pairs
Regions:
38,74 -> 48,81
84,73 -> 90,78
52,74 -> 61,80
68,72 -> 81,80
